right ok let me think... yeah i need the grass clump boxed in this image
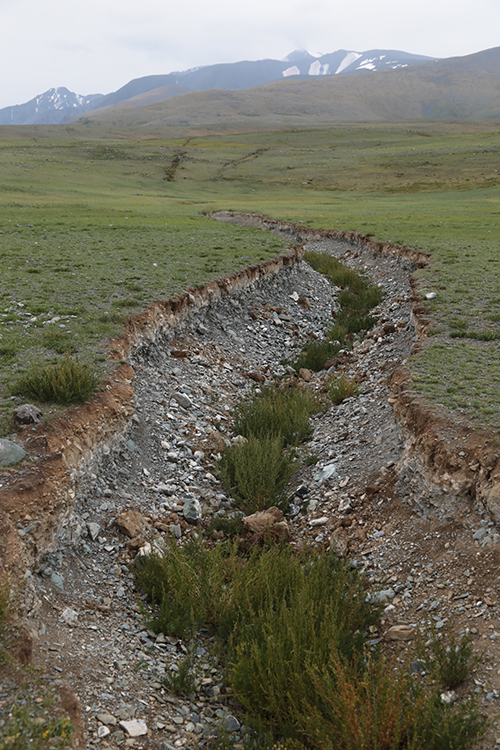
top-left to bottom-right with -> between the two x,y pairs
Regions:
233,384 -> 324,446
218,435 -> 297,514
292,252 -> 383,372
15,352 -> 101,405
328,374 -> 360,404
415,622 -> 482,690
164,652 -> 197,696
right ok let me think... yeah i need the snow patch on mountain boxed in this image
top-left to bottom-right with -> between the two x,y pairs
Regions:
283,65 -> 300,77
335,52 -> 363,75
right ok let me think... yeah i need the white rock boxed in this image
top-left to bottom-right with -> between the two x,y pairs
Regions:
98,726 -> 110,738
119,719 -> 148,737
172,392 -> 193,409
61,608 -> 78,627
310,517 -> 328,527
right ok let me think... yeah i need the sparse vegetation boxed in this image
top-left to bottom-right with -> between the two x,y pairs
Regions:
328,373 -> 360,404
15,352 -> 101,405
292,251 -> 383,372
233,384 -> 324,446
133,539 -> 485,750
218,435 -> 297,514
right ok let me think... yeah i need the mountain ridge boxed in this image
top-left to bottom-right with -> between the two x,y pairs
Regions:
0,48 -> 438,126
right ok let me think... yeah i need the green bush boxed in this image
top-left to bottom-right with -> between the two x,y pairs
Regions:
15,353 -> 101,405
328,374 -> 360,404
133,539 -> 485,750
164,652 -> 197,696
292,251 -> 383,372
293,340 -> 341,372
234,384 -> 324,446
218,435 -> 297,514
415,623 -> 482,690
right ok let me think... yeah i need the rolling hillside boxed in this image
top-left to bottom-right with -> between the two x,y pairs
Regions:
79,47 -> 500,133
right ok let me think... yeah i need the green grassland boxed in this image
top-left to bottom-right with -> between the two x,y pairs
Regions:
1,122 -> 500,432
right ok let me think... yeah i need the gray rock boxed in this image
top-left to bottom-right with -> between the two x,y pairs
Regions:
473,528 -> 488,540
171,392 -> 193,410
223,715 -> 241,733
51,572 -> 64,590
13,404 -> 43,426
316,463 -> 337,483
0,439 -> 26,467
183,498 -> 202,524
87,522 -> 100,540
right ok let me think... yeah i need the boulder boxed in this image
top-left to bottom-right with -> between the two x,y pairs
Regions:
13,404 -> 43,426
330,526 -> 349,557
116,510 -> 151,539
0,439 -> 26,467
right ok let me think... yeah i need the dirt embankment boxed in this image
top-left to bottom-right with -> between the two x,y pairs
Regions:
2,210 -> 500,633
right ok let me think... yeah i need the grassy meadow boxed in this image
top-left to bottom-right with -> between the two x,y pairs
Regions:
1,121 -> 500,432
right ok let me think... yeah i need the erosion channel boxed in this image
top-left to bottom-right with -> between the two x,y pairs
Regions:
2,212 -> 500,749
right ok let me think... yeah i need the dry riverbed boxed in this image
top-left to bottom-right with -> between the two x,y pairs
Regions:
2,218 -> 500,749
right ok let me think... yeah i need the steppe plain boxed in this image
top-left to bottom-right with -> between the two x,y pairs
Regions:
1,119 -> 500,749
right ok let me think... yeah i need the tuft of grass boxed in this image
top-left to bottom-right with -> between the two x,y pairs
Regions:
42,330 -> 77,355
292,252 -> 382,372
415,622 -> 482,690
164,652 -> 197,696
205,515 -> 244,538
328,374 -> 360,404
233,384 -> 324,446
293,340 -> 341,373
15,352 -> 101,405
218,435 -> 297,514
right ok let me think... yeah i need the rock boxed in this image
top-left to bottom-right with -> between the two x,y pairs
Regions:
51,572 -> 64,590
338,497 -> 352,514
242,507 -> 290,542
116,510 -> 151,538
98,726 -> 110,738
247,371 -> 265,384
385,624 -> 414,641
13,404 -> 43,426
0,439 -> 26,467
316,463 -> 337,483
97,713 -> 117,726
330,527 -> 349,557
310,517 -> 328,527
223,715 -> 241,733
171,392 -> 193,410
119,719 -> 148,737
61,608 -> 78,627
440,690 -> 458,705
183,498 -> 202,524
87,522 -> 100,541
299,368 -> 313,382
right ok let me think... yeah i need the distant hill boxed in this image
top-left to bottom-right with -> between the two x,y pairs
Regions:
0,48 -> 438,126
78,46 -> 500,133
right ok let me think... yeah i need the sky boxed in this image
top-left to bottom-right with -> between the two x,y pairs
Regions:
1,0 -> 499,110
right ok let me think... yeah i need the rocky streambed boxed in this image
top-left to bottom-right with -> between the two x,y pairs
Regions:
2,214 -> 500,749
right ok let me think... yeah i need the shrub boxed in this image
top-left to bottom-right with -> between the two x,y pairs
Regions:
328,374 -> 360,404
234,384 -> 324,446
218,435 -> 297,514
415,623 -> 482,689
293,340 -> 341,372
133,540 -> 485,750
164,652 -> 197,696
15,352 -> 101,405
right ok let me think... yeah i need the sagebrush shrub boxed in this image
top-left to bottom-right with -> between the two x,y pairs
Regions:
16,352 -> 101,404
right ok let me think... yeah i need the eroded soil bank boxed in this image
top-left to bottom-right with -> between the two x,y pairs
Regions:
2,214 -> 500,749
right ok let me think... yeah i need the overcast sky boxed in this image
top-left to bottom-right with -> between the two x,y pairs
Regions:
1,0 -> 499,110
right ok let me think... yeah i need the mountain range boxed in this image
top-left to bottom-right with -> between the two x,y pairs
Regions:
0,48 -> 438,126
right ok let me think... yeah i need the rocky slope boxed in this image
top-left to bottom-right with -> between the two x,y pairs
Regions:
2,215 -> 500,749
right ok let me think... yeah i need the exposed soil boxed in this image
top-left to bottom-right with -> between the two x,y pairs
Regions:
2,213 -> 500,749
